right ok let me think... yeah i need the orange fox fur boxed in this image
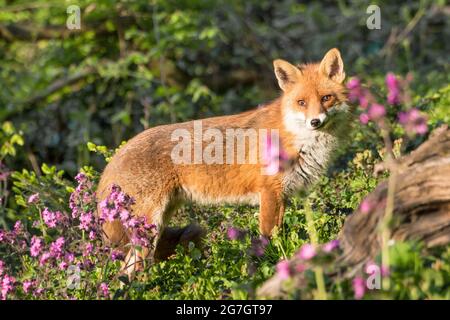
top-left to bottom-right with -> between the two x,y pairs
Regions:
97,48 -> 354,272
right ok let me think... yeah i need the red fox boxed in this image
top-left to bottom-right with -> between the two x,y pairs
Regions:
97,48 -> 353,274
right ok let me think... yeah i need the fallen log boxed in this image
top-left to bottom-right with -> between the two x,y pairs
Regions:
258,125 -> 450,298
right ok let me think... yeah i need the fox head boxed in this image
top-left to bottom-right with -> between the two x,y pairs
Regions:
274,48 -> 348,132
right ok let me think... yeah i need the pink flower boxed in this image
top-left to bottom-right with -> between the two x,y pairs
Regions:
0,260 -> 5,275
381,265 -> 390,277
263,133 -> 289,175
360,199 -> 372,214
359,94 -> 369,109
75,173 -> 87,183
295,263 -> 306,273
398,108 -> 428,136
125,218 -> 138,228
99,282 -> 109,297
0,162 -> 10,182
347,77 -> 361,90
99,184 -> 135,223
323,239 -> 340,252
30,236 -> 43,257
352,277 -> 366,300
39,252 -> 52,266
83,243 -> 93,257
386,73 -> 401,105
359,113 -> 369,125
58,261 -> 68,270
297,244 -> 316,260
1,274 -> 15,300
28,193 -> 39,204
111,250 -> 124,262
227,227 -> 242,241
33,287 -> 44,297
79,212 -> 93,231
13,221 -> 23,234
119,210 -> 130,222
249,236 -> 269,257
368,103 -> 386,120
276,260 -> 291,280
65,252 -> 75,263
49,237 -> 65,258
22,280 -> 34,294
347,77 -> 370,108
42,208 -> 63,228
70,172 -> 95,219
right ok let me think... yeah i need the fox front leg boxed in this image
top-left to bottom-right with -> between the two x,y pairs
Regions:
259,190 -> 285,237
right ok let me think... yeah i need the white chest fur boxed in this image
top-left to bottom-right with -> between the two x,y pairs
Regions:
281,103 -> 350,195
282,130 -> 338,194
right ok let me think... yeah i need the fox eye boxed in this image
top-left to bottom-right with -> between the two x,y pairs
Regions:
298,100 -> 306,107
321,95 -> 332,102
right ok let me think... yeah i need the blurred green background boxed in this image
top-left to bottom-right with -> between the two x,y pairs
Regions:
0,0 -> 448,175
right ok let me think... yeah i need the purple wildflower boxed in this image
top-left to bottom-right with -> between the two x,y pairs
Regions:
28,193 -> 39,204
83,243 -> 94,257
1,274 -> 15,300
263,132 -> 289,175
111,250 -> 125,262
297,244 -> 316,260
352,277 -> 366,300
49,237 -> 65,258
386,73 -> 401,105
323,239 -> 340,252
42,208 -> 63,228
39,252 -> 51,266
13,221 -> 23,234
99,282 -> 109,297
368,103 -> 386,121
22,280 -> 34,294
359,113 -> 370,125
227,227 -> 242,241
398,108 -> 428,136
276,260 -> 291,280
249,236 -> 269,257
360,199 -> 372,214
79,212 -> 93,231
30,236 -> 43,257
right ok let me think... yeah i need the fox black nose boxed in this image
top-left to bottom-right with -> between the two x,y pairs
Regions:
310,119 -> 321,128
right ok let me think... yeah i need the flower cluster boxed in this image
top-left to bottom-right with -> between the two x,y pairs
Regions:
0,172 -> 158,300
347,74 -> 428,136
274,240 -> 341,281
398,108 -> 428,136
99,184 -> 157,247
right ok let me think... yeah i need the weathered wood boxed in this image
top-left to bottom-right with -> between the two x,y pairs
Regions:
258,125 -> 450,298
340,125 -> 450,270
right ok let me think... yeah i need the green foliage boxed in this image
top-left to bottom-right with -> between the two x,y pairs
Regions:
1,0 -> 448,174
0,121 -> 24,159
0,0 -> 448,300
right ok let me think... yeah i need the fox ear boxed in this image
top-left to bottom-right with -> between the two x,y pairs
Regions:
319,48 -> 345,83
273,59 -> 300,91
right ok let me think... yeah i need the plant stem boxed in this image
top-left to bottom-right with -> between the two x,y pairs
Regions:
38,207 -> 47,238
381,165 -> 397,290
304,199 -> 327,300
379,124 -> 397,291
